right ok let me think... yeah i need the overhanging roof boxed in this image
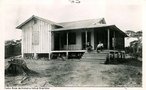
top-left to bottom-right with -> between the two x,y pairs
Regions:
52,24 -> 128,37
16,15 -> 127,37
16,15 -> 63,29
52,24 -> 110,31
109,25 -> 128,37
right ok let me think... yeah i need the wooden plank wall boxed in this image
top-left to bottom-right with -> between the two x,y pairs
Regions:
22,19 -> 52,54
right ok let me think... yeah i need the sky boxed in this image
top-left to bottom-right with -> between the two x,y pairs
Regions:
0,0 -> 143,40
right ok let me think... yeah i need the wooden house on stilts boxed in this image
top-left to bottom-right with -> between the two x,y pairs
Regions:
16,15 -> 127,61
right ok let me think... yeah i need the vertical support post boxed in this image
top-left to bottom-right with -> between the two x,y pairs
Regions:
107,29 -> 110,63
21,33 -> 24,58
51,32 -> 54,51
91,29 -> 94,49
67,32 -> 69,50
107,29 -> 110,50
113,31 -> 116,61
113,31 -> 115,50
85,30 -> 88,45
59,33 -> 61,50
85,30 -> 88,51
122,37 -> 125,50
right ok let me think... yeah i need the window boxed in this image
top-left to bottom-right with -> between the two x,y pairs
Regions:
68,32 -> 76,44
32,31 -> 39,45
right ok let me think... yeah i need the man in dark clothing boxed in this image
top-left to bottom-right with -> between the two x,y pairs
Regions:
86,42 -> 92,52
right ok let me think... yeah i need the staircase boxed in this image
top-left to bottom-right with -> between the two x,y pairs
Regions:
80,50 -> 109,63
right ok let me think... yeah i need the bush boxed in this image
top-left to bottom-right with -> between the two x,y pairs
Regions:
5,40 -> 21,58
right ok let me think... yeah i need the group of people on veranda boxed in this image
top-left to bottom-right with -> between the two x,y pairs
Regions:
86,41 -> 104,53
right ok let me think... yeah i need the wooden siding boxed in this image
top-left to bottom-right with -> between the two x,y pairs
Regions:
22,19 -> 52,54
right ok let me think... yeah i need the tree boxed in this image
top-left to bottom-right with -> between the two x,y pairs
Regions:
133,31 -> 142,53
126,30 -> 142,58
5,39 -> 21,58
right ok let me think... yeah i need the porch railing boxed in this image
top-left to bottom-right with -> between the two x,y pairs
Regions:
64,45 -> 81,50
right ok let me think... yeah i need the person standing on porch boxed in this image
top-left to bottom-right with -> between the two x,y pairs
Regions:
96,41 -> 104,53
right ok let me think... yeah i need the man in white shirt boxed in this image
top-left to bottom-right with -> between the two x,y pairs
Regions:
96,41 -> 104,53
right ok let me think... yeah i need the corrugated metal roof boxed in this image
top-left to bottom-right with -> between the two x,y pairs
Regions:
52,18 -> 108,31
52,24 -> 111,31
16,15 -> 127,37
52,23 -> 128,37
58,18 -> 106,28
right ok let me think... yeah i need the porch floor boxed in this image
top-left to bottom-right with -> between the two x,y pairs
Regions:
51,49 -> 123,53
50,50 -> 125,60
51,50 -> 86,53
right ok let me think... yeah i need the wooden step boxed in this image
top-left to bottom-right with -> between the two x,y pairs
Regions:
81,50 -> 108,63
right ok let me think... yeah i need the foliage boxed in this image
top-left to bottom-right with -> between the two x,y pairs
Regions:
5,39 -> 21,58
125,30 -> 142,37
125,30 -> 142,58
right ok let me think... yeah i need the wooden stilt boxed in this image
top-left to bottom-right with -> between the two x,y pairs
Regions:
66,52 -> 68,59
49,53 -> 51,60
34,53 -> 37,59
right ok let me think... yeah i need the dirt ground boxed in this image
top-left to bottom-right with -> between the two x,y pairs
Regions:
5,58 -> 142,87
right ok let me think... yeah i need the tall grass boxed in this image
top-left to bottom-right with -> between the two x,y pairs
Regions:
45,61 -> 74,86
102,66 -> 142,87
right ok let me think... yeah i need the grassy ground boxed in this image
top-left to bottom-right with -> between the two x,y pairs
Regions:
5,58 -> 142,87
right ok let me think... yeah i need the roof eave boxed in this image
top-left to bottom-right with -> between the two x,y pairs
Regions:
52,25 -> 128,37
16,15 -> 63,29
16,15 -> 35,29
111,25 -> 128,37
52,25 -> 112,31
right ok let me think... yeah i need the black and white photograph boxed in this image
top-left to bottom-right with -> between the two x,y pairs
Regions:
1,0 -> 144,89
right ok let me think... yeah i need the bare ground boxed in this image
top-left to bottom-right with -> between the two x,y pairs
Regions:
5,59 -> 142,87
